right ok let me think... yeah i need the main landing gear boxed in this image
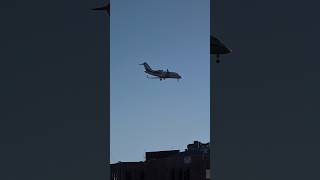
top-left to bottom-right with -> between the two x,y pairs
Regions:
216,54 -> 220,63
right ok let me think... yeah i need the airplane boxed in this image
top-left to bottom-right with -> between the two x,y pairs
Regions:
210,36 -> 232,63
139,62 -> 182,81
92,2 -> 110,15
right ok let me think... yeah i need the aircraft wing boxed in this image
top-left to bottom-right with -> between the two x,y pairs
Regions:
147,76 -> 161,79
92,3 -> 110,15
210,36 -> 231,55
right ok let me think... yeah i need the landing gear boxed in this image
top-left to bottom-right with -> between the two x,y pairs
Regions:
216,54 -> 220,63
160,78 -> 162,81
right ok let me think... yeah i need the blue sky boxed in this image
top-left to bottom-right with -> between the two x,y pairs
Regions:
110,0 -> 210,163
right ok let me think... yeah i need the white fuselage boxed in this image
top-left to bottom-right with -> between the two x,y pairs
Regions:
145,70 -> 181,79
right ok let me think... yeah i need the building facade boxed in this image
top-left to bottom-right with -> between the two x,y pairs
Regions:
111,141 -> 210,180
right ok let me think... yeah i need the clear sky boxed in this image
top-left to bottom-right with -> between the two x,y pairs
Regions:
110,0 -> 210,163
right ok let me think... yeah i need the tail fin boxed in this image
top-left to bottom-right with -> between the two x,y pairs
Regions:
140,62 -> 153,72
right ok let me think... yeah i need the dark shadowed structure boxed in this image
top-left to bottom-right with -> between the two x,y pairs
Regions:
0,0 -> 109,179
211,0 -> 320,180
111,141 -> 210,180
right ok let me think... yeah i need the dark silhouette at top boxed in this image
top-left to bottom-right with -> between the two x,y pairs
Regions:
210,36 -> 231,63
92,3 -> 110,15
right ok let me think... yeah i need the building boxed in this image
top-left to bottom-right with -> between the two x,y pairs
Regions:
111,141 -> 210,180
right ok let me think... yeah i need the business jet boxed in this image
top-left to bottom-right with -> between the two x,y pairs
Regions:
139,62 -> 182,81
